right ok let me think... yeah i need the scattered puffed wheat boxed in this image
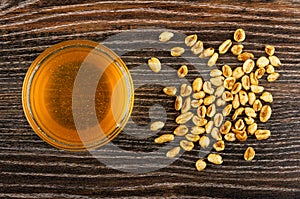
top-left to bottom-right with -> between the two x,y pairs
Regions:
204,95 -> 216,106
180,140 -> 194,151
231,44 -> 244,55
216,98 -> 226,107
185,34 -> 197,47
206,104 -> 216,118
205,121 -> 214,134
243,59 -> 255,74
191,126 -> 206,135
192,77 -> 203,92
250,85 -> 264,93
244,147 -> 255,161
166,146 -> 181,158
245,107 -> 257,118
222,64 -> 233,77
255,129 -> 271,140
159,31 -> 174,42
191,40 -> 204,55
215,86 -> 225,97
210,69 -> 223,77
222,91 -> 234,101
197,105 -> 207,118
155,134 -> 174,144
250,72 -> 258,85
195,159 -> 206,171
260,92 -> 273,103
181,97 -> 191,113
232,107 -> 244,120
239,90 -> 249,106
234,28 -> 246,42
200,47 -> 215,58
267,72 -> 280,82
222,104 -> 233,116
192,91 -> 205,99
231,82 -> 242,95
199,135 -> 210,148
235,119 -> 245,130
207,153 -> 223,164
203,81 -> 214,94
163,86 -> 177,96
171,47 -> 185,57
208,53 -> 219,67
237,52 -> 254,61
255,68 -> 265,79
248,92 -> 256,105
244,117 -> 254,125
148,57 -> 161,73
177,65 -> 188,78
247,123 -> 257,135
224,133 -> 236,142
214,113 -> 223,127
213,140 -> 225,152
253,99 -> 263,112
256,56 -> 269,68
180,84 -> 192,96
232,67 -> 245,79
240,76 -> 250,92
174,125 -> 189,136
266,64 -> 275,74
191,99 -> 203,108
232,94 -> 240,109
269,55 -> 281,67
176,112 -> 194,124
192,116 -> 208,127
220,120 -> 232,135
185,134 -> 200,142
211,127 -> 222,141
150,121 -> 165,131
219,39 -> 232,54
175,96 -> 183,111
224,77 -> 236,90
210,76 -> 224,87
265,45 -> 275,56
260,105 -> 272,122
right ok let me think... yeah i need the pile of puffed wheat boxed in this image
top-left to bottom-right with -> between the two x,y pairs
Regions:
148,29 -> 281,171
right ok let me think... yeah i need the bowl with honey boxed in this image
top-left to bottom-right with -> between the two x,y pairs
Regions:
22,40 -> 134,151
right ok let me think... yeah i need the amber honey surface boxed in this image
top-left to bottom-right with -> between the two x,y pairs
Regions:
23,41 -> 133,150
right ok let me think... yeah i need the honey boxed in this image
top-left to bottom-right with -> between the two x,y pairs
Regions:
22,40 -> 134,151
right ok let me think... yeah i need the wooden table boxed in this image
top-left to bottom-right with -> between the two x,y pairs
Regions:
1,0 -> 299,198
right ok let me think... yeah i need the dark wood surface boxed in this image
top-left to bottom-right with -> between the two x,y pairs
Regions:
1,0 -> 299,198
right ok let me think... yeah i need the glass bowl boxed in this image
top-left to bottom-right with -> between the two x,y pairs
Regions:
22,40 -> 134,151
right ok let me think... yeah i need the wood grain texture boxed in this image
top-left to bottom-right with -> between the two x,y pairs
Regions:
0,0 -> 299,198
